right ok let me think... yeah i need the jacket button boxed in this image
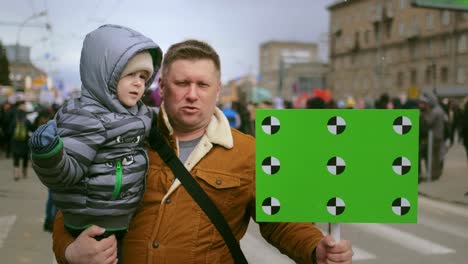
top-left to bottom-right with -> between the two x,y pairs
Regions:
165,198 -> 171,204
215,179 -> 222,185
152,241 -> 159,248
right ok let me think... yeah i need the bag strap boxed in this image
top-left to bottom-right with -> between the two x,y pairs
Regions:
149,127 -> 248,264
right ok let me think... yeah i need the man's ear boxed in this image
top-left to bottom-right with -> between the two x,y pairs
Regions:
158,77 -> 164,97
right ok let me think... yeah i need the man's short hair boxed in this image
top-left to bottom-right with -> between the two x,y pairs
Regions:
162,39 -> 221,83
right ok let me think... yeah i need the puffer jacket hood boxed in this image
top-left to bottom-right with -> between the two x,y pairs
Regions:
79,24 -> 162,115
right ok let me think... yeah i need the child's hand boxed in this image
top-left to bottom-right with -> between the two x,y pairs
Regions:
29,120 -> 60,154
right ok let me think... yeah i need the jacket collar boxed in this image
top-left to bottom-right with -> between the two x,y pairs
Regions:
159,102 -> 233,149
158,103 -> 234,200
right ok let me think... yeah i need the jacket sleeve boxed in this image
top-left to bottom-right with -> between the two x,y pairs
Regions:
31,106 -> 106,188
53,211 -> 74,264
251,186 -> 324,264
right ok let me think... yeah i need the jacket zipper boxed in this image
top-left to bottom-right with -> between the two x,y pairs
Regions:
112,160 -> 123,199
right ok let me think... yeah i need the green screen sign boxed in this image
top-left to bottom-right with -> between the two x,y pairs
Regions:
255,110 -> 419,223
412,0 -> 468,10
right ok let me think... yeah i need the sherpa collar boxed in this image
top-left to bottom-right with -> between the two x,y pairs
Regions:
160,102 -> 233,149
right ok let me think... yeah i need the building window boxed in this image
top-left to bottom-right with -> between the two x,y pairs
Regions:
367,5 -> 374,21
385,20 -> 393,38
386,0 -> 393,16
426,13 -> 433,30
441,11 -> 450,26
409,41 -> 417,59
458,34 -> 467,53
299,77 -> 320,92
374,23 -> 381,42
385,50 -> 392,64
365,30 -> 370,44
457,67 -> 466,84
334,33 -> 342,52
441,67 -> 448,83
442,38 -> 450,54
397,71 -> 404,87
399,22 -> 405,36
425,65 -> 435,85
410,69 -> 417,84
376,3 -> 383,21
345,36 -> 352,49
426,40 -> 433,56
400,0 -> 406,10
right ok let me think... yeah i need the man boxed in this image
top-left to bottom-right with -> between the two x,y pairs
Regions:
52,39 -> 353,264
420,93 -> 447,181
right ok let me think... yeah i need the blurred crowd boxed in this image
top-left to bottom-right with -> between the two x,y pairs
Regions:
216,92 -> 468,184
1,91 -> 468,185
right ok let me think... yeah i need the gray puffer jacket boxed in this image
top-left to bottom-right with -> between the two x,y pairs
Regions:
31,24 -> 162,231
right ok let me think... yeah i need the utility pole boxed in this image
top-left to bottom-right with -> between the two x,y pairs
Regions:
15,11 -> 48,62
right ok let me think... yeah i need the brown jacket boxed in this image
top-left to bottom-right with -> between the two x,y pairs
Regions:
53,105 -> 324,264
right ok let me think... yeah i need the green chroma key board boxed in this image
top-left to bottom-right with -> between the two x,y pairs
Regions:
255,109 -> 419,223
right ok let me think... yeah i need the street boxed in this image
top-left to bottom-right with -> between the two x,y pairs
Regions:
0,143 -> 467,263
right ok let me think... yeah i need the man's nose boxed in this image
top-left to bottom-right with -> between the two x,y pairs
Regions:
186,85 -> 198,99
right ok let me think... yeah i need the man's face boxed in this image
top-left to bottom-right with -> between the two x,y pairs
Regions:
160,59 -> 220,134
117,70 -> 149,107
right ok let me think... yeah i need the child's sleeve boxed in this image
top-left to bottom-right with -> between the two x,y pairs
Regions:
31,107 -> 106,188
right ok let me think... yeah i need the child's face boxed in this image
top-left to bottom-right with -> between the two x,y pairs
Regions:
117,70 -> 150,107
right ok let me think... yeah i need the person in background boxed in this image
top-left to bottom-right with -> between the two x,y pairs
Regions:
461,99 -> 468,197
1,102 -> 14,158
420,93 -> 447,181
9,101 -> 34,181
222,101 -> 241,129
461,99 -> 468,164
51,39 -> 353,264
306,96 -> 326,109
232,101 -> 252,135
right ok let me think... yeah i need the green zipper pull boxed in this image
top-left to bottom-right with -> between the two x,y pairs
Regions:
112,160 -> 123,200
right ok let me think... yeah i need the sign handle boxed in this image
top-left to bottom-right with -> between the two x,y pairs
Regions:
328,223 -> 341,242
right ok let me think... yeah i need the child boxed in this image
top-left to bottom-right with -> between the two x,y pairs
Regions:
29,24 -> 162,261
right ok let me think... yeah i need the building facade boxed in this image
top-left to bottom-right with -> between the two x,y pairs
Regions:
328,0 -> 468,100
258,41 -> 328,101
5,44 -> 49,102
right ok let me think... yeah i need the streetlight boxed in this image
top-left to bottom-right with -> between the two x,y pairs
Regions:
15,10 -> 48,62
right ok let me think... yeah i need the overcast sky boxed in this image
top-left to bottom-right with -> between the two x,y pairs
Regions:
0,0 -> 336,90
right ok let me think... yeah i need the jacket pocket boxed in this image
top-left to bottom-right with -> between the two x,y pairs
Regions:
194,170 -> 242,210
195,170 -> 240,190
